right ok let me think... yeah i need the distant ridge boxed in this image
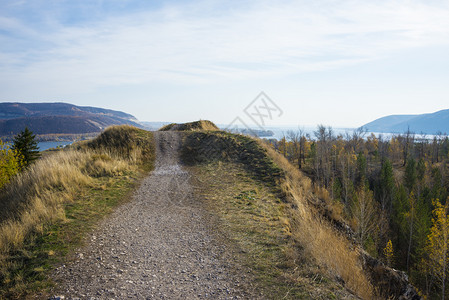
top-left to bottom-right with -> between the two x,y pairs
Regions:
362,109 -> 449,134
0,102 -> 143,135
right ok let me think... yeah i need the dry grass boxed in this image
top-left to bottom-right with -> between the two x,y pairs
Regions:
0,125 -> 153,255
159,120 -> 219,131
0,125 -> 154,298
261,143 -> 374,299
183,131 -> 374,299
0,151 -> 92,253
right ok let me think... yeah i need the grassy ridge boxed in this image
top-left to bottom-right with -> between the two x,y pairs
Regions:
182,131 -> 283,187
159,120 -> 219,131
182,131 -> 372,299
0,125 -> 155,299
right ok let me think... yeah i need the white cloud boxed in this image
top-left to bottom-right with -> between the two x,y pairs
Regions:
1,0 -> 449,91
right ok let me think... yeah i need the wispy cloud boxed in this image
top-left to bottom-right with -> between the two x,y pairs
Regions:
1,0 -> 449,91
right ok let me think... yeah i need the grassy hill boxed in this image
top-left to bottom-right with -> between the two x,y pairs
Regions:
0,125 -> 155,298
159,120 -> 219,131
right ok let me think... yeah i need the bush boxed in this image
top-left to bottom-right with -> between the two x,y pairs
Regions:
0,139 -> 21,189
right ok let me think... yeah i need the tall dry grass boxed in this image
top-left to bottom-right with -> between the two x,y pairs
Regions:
0,125 -> 153,256
261,143 -> 375,299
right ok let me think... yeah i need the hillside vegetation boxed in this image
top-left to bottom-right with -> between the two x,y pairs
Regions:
0,125 -> 155,299
181,130 -> 377,299
269,126 -> 448,298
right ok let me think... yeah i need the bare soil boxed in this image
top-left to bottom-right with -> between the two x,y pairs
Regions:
51,131 -> 259,299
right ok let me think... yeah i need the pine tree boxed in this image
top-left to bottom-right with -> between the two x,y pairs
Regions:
12,127 -> 40,168
379,158 -> 395,213
404,158 -> 417,193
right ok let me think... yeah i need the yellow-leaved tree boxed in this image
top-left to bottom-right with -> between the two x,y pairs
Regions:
0,139 -> 22,189
384,239 -> 394,266
424,199 -> 449,300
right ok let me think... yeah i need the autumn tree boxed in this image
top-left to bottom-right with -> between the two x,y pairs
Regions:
351,184 -> 378,250
384,239 -> 394,266
0,139 -> 22,189
424,199 -> 449,299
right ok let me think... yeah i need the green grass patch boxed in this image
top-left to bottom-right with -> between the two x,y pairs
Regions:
190,161 -> 354,299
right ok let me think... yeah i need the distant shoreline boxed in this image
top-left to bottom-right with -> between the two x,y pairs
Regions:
0,132 -> 100,142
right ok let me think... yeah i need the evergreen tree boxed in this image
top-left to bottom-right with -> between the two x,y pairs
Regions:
392,185 -> 409,269
416,158 -> 426,199
12,127 -> 40,168
379,158 -> 395,213
404,158 -> 417,193
405,192 -> 417,272
356,152 -> 367,187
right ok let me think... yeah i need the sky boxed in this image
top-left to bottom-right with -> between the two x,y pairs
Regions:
1,0 -> 449,128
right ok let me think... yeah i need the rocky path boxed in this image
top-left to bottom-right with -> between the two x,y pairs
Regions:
52,131 -> 257,299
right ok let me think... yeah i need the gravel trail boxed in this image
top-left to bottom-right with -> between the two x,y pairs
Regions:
52,131 -> 257,299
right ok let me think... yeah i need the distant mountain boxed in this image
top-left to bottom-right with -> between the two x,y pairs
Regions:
0,102 -> 143,136
362,109 -> 449,134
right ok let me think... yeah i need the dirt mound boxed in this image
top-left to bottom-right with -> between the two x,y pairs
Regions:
159,120 -> 219,131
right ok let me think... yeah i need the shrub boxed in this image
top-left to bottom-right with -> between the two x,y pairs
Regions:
0,139 -> 21,189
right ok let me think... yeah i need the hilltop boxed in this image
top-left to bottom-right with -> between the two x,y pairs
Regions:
0,102 -> 143,136
362,108 -> 449,134
159,120 -> 219,131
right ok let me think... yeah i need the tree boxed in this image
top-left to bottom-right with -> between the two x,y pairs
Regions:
351,185 -> 378,249
416,158 -> 426,199
379,158 -> 395,214
356,152 -> 367,187
287,130 -> 301,169
404,158 -> 417,193
12,127 -> 40,168
401,128 -> 415,166
405,192 -> 417,272
384,239 -> 394,266
0,139 -> 22,189
424,199 -> 449,300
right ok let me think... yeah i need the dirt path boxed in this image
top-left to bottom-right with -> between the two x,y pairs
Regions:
52,132 -> 257,299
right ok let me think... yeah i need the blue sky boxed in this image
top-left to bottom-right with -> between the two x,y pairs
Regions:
1,0 -> 449,128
